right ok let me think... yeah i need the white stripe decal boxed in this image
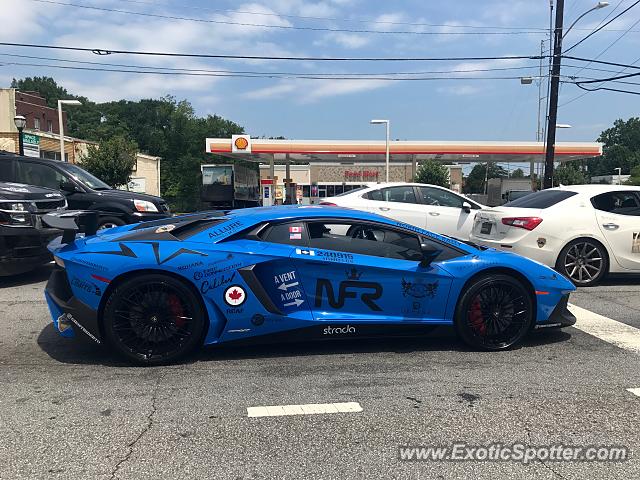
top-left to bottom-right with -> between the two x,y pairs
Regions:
247,402 -> 363,418
568,304 -> 640,355
627,388 -> 640,397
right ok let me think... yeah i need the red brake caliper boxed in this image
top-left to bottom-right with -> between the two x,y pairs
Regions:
167,294 -> 186,328
468,297 -> 486,335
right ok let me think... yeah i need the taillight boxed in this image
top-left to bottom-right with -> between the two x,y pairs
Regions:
502,217 -> 543,230
320,202 -> 337,206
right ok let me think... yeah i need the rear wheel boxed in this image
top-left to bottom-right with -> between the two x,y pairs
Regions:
98,216 -> 126,230
556,238 -> 608,287
103,274 -> 206,365
454,273 -> 534,350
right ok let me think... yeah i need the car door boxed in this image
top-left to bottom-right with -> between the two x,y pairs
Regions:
363,186 -> 427,229
417,186 -> 476,239
591,190 -> 640,270
291,219 -> 454,326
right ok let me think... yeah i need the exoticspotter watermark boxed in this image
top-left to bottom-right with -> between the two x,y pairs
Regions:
398,443 -> 630,464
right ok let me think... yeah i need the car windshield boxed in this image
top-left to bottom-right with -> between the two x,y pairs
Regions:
505,190 -> 577,208
335,187 -> 368,197
59,163 -> 111,190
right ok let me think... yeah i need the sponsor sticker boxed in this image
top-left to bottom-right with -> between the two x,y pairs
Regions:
224,285 -> 247,307
156,224 -> 176,233
295,248 -> 315,256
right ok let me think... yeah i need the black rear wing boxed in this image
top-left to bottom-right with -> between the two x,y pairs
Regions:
42,211 -> 98,244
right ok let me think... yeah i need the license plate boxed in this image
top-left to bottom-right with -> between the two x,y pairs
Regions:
480,222 -> 493,235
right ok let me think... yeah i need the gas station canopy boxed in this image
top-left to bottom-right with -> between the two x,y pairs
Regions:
206,137 -> 603,163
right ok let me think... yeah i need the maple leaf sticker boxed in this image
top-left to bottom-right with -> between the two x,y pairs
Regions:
224,285 -> 246,306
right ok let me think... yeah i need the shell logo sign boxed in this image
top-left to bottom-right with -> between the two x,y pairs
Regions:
232,135 -> 251,153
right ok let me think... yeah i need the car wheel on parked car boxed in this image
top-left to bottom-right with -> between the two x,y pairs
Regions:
454,273 -> 534,350
103,274 -> 206,365
97,216 -> 126,230
556,238 -> 608,287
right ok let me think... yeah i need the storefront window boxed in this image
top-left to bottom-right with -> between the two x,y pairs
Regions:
327,185 -> 335,197
302,185 -> 310,197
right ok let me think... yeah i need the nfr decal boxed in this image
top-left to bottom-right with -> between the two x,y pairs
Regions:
314,279 -> 383,312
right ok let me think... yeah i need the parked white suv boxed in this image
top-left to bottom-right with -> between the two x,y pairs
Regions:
469,185 -> 640,286
322,183 -> 484,239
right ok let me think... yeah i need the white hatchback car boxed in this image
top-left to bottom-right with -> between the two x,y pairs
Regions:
322,183 -> 484,239
469,185 -> 640,286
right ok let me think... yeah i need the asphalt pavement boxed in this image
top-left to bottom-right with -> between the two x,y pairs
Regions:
1,264 -> 639,479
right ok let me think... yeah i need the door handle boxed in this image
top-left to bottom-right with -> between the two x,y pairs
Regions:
602,223 -> 619,230
429,212 -> 440,216
378,207 -> 390,211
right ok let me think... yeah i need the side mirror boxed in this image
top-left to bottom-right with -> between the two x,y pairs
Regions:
419,244 -> 442,268
462,201 -> 472,214
60,181 -> 80,193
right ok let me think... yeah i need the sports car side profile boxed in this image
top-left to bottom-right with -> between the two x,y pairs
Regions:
44,206 -> 576,365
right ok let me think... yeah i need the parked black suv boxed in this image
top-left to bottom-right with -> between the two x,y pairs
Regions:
0,152 -> 169,230
0,181 -> 66,275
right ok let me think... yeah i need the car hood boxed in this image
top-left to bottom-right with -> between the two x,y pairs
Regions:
93,188 -> 163,204
0,182 -> 64,200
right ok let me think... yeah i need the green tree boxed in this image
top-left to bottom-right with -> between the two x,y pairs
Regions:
588,117 -> 640,176
413,159 -> 449,187
463,163 -> 508,194
626,164 -> 640,185
80,136 -> 138,188
552,163 -> 587,186
511,168 -> 525,178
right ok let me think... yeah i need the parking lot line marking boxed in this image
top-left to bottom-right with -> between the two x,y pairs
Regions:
627,388 -> 640,397
568,304 -> 640,355
247,402 -> 363,418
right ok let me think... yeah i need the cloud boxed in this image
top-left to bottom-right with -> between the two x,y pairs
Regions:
436,85 -> 483,96
315,32 -> 370,49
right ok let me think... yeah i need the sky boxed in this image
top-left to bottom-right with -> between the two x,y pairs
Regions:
0,0 -> 639,145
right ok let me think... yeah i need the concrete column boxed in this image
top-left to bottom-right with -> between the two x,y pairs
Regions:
411,154 -> 417,181
269,154 -> 275,181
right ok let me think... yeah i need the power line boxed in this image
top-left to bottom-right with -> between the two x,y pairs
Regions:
28,0 -> 545,36
564,0 -> 640,53
563,55 -> 640,70
0,53 -> 546,76
0,42 -> 544,62
575,83 -> 640,94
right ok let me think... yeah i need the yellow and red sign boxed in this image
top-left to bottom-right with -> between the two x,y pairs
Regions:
231,135 -> 251,153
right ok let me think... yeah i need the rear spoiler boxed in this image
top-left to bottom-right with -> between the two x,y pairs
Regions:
42,210 -> 99,244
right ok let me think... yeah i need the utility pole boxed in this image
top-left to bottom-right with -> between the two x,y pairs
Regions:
543,0 -> 564,189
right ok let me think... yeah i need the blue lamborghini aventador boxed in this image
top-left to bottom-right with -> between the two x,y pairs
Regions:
43,206 -> 576,365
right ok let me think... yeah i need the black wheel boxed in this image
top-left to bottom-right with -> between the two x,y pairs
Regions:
454,274 -> 534,351
103,274 -> 206,365
98,216 -> 126,230
556,238 -> 608,287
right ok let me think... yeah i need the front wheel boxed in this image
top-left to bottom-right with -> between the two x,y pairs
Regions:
103,274 -> 206,365
556,238 -> 608,287
454,274 -> 534,351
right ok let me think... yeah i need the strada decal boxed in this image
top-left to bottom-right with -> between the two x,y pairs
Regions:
315,250 -> 354,263
224,285 -> 247,307
200,272 -> 236,295
208,221 -> 242,239
401,278 -> 439,299
79,243 -> 137,258
315,279 -> 382,311
71,277 -> 101,296
323,325 -> 356,335
633,232 -> 640,254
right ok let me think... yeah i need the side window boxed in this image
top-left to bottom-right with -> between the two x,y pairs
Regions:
592,191 -> 640,217
15,162 -> 67,190
366,189 -> 384,201
382,186 -> 417,204
418,186 -> 463,208
0,159 -> 13,182
307,221 -> 423,261
260,221 -> 308,246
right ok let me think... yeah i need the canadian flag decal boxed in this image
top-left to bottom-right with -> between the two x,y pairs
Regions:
224,285 -> 247,306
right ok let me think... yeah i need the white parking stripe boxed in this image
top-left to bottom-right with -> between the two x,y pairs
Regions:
247,402 -> 363,418
627,388 -> 640,397
568,304 -> 640,355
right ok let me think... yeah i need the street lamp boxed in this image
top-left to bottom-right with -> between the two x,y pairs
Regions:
370,119 -> 390,182
13,115 -> 26,156
614,167 -> 622,185
58,99 -> 82,162
563,2 -> 609,38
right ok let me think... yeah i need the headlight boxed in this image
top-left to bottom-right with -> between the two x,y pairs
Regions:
133,199 -> 158,213
0,202 -> 31,225
0,202 -> 28,212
